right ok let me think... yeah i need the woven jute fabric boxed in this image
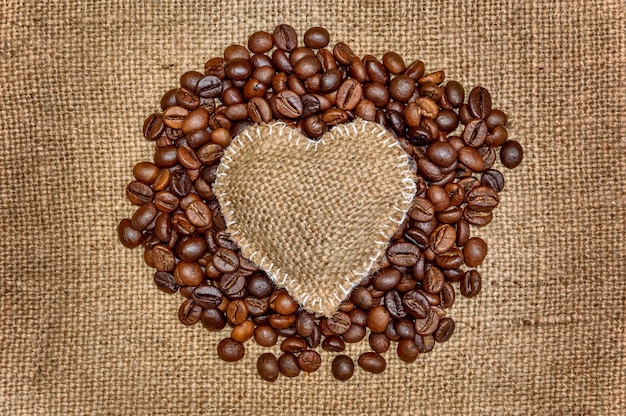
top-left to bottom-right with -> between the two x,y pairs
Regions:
213,119 -> 416,317
0,0 -> 624,415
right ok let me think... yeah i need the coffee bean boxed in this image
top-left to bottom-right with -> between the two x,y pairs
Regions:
118,219 -> 143,249
468,86 -> 492,119
254,325 -> 278,347
333,42 -> 355,65
372,268 -> 401,291
217,338 -> 245,362
461,270 -> 482,298
429,224 -> 456,255
397,338 -> 420,363
467,186 -> 500,212
297,350 -> 321,372
178,299 -> 202,326
434,317 -> 455,342
257,353 -> 280,382
358,352 -> 386,374
387,242 -> 420,267
174,260 -> 203,286
143,113 -> 165,141
367,305 -> 391,333
332,355 -> 355,381
274,90 -> 303,118
125,181 -> 153,206
201,308 -> 226,331
231,320 -> 254,343
463,237 -> 488,267
212,248 -> 239,273
500,140 -> 524,168
336,78 -> 362,110
383,51 -> 405,74
402,289 -> 430,319
220,271 -> 246,298
462,119 -> 488,147
440,282 -> 456,308
191,285 -> 222,309
153,271 -> 179,294
277,353 -> 300,377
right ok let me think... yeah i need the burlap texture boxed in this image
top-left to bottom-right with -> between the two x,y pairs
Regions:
0,0 -> 624,414
213,119 -> 416,317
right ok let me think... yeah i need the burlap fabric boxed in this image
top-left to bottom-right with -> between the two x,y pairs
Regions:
0,0 -> 624,414
213,120 -> 416,317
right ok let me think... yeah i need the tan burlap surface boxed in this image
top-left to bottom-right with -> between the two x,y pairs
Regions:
214,120 -> 416,317
0,0 -> 624,414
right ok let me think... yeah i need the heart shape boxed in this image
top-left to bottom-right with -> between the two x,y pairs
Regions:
213,119 -> 417,316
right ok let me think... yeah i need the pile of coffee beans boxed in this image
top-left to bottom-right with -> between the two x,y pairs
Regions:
118,24 -> 523,382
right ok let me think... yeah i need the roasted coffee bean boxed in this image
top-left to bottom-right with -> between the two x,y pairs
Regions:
435,247 -> 464,269
393,319 -> 416,339
247,273 -> 274,298
254,325 -> 278,347
278,353 -> 301,377
500,140 -> 524,168
325,311 -> 351,335
143,113 -> 165,141
321,108 -> 349,125
351,286 -> 375,309
257,353 -> 280,382
274,90 -> 303,118
191,285 -> 222,309
125,181 -> 153,206
408,197 -> 435,222
118,219 -> 143,248
298,350 -> 322,372
176,236 -> 207,262
423,265 -> 445,294
269,313 -> 296,329
414,308 -> 440,335
382,51 -> 405,74
151,244 -> 175,272
196,75 -> 222,98
426,184 -> 451,212
389,75 -> 416,102
302,27 -> 329,49
273,291 -> 299,315
201,308 -> 226,331
174,260 -> 203,286
226,299 -> 249,326
331,355 -> 354,381
336,78 -> 362,110
321,334 -> 346,352
387,242 -> 420,267
462,118 -> 488,147
231,320 -> 254,343
153,271 -> 179,294
440,282 -> 456,308
280,336 -> 307,353
245,296 -> 269,316
248,31 -> 274,53
132,161 -> 160,185
467,186 -> 500,212
368,333 -> 390,354
429,224 -> 456,254
220,271 -> 247,297
397,338 -> 420,363
434,317 -> 455,342
402,290 -> 430,319
212,248 -> 239,273
247,97 -> 273,123
427,141 -> 457,168
373,268 -> 402,291
160,88 -> 179,110
458,146 -> 485,172
162,106 -> 188,129
367,305 -> 391,333
217,338 -> 245,362
273,24 -> 298,51
178,299 -> 202,326
461,270 -> 482,298
468,86 -> 492,119
358,352 -> 386,374
463,206 -> 493,226
463,237 -> 488,267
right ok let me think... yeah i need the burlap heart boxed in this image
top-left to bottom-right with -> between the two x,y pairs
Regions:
213,119 -> 417,316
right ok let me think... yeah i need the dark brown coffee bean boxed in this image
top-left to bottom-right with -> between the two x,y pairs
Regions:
153,271 -> 179,294
212,248 -> 239,273
322,311 -> 350,335
364,82 -> 390,107
333,42 -> 355,65
151,244 -> 175,272
467,186 -> 500,212
226,299 -> 249,325
220,271 -> 247,298
403,59 -> 425,81
463,237 -> 488,267
256,353 -> 279,382
402,289 -> 430,319
389,75 -> 416,102
224,58 -> 252,81
204,57 -> 225,79
272,24 -> 298,51
160,88 -> 179,110
486,109 -> 508,129
294,55 -> 322,80
351,286 -> 374,309
500,140 -> 524,168
321,335 -> 346,352
440,282 -> 456,308
178,299 -> 202,326
117,219 -> 142,248
201,308 -> 226,331
423,265 -> 445,294
366,57 -> 389,84
245,297 -> 269,316
168,167 -> 191,198
303,27 -> 330,49
184,200 -> 211,228
298,350 -> 321,372
414,309 -> 440,335
248,31 -> 274,53
143,113 -> 165,141
387,242 -> 420,267
191,285 -> 222,309
486,124 -> 509,147
358,352 -> 386,374
429,224 -> 456,254
131,203 -> 158,231
247,273 -> 274,298
162,106 -> 188,130
279,336 -> 306,353
153,145 -> 178,169
461,270 -> 482,298
436,206 -> 463,224
381,51 -> 405,74
397,338 -> 420,363
435,109 -> 460,132
394,319 -> 416,339
321,108 -> 348,125
278,353 -> 301,377
331,355 -> 354,381
468,86 -> 492,119
384,289 -> 406,319
462,118 -> 488,147
175,88 -> 200,111
231,320 -> 254,343
274,90 -> 303,118
426,141 -> 457,168
217,338 -> 245,362
175,236 -> 207,262
417,158 -> 444,181
154,213 -> 171,243
336,78 -> 362,110
247,97 -> 272,123
254,325 -> 278,347
373,268 -> 401,291
125,181 -> 153,206
302,115 -> 327,139
197,143 -> 224,166
480,169 -> 505,192
368,333 -> 390,353
242,78 -> 267,100
419,70 -> 444,85
426,184 -> 451,212
434,317 -> 455,342
173,260 -> 203,286
196,75 -> 222,98
132,161 -> 160,185
408,197 -> 435,222
445,81 -> 465,108
367,305 -> 391,333
435,247 -> 464,269
463,206 -> 493,226
458,146 -> 485,172
154,191 -> 179,213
